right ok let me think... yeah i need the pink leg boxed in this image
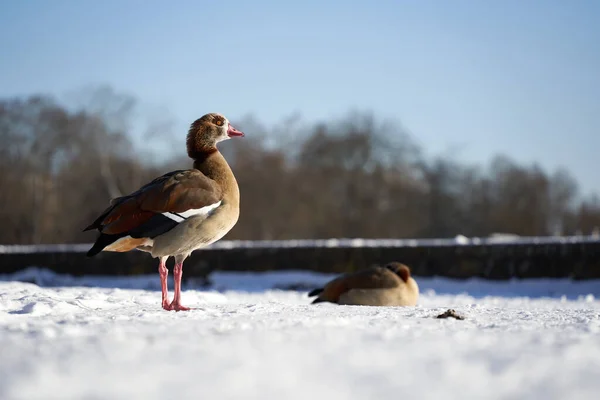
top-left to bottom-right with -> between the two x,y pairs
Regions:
158,257 -> 172,311
169,261 -> 190,311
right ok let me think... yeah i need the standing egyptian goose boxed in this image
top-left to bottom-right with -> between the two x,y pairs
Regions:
84,113 -> 244,311
307,262 -> 419,306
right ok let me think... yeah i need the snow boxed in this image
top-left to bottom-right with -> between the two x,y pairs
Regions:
1,269 -> 600,400
1,234 -> 599,254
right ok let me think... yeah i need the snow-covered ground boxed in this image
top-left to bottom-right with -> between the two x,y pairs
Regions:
1,268 -> 599,400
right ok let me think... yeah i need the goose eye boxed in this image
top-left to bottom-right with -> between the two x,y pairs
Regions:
215,119 -> 224,126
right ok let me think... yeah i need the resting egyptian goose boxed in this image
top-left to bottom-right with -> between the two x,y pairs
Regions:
307,262 -> 419,306
84,113 -> 244,311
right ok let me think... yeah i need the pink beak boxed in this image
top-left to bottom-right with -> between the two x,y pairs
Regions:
227,123 -> 244,137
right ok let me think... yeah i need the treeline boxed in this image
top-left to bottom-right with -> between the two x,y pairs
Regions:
1,88 -> 599,245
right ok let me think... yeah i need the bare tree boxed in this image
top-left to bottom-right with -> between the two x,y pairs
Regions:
0,91 -> 599,245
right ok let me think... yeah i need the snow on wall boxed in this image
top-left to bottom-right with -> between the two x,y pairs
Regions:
1,235 -> 599,254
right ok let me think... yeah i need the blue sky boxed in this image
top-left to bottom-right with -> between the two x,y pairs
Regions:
1,0 -> 599,194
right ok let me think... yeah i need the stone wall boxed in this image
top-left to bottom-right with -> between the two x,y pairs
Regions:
1,238 -> 600,280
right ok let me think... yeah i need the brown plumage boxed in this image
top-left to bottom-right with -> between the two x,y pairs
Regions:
85,169 -> 222,236
308,262 -> 419,307
84,113 -> 244,311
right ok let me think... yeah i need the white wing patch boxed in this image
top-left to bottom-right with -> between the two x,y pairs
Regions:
162,201 -> 222,223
